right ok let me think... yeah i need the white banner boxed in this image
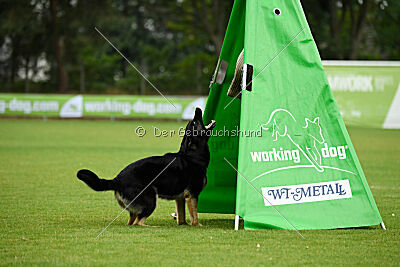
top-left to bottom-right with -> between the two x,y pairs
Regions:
261,179 -> 352,206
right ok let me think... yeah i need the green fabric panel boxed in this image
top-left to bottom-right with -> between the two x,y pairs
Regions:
198,0 -> 246,214
236,0 -> 382,229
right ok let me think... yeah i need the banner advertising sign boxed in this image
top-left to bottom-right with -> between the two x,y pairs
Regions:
323,61 -> 400,129
0,94 -> 206,120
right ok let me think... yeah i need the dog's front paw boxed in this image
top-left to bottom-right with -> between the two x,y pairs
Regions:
191,222 -> 202,226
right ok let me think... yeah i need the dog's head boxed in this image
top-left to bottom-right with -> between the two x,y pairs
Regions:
180,107 -> 216,154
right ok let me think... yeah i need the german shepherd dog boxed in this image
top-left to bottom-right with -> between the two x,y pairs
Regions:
77,108 -> 216,227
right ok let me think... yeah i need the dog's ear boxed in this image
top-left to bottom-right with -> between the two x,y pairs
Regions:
194,107 -> 202,120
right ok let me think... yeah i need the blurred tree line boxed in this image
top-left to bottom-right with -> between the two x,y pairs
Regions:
0,0 -> 398,95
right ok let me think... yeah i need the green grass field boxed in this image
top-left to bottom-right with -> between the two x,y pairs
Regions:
1,119 -> 399,266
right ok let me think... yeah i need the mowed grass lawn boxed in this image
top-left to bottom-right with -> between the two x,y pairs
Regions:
0,119 -> 399,266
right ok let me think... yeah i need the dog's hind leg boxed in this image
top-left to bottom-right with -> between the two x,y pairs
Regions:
131,216 -> 148,226
131,187 -> 157,227
175,197 -> 187,225
132,216 -> 159,227
127,212 -> 136,226
133,216 -> 149,226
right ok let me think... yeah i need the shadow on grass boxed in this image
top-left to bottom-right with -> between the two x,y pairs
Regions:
70,214 -> 245,231
202,218 -> 237,230
339,225 -> 382,230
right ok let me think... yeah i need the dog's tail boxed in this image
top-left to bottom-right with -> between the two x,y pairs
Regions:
77,169 -> 116,191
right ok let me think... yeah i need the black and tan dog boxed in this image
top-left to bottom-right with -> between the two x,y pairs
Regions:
77,108 -> 216,226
